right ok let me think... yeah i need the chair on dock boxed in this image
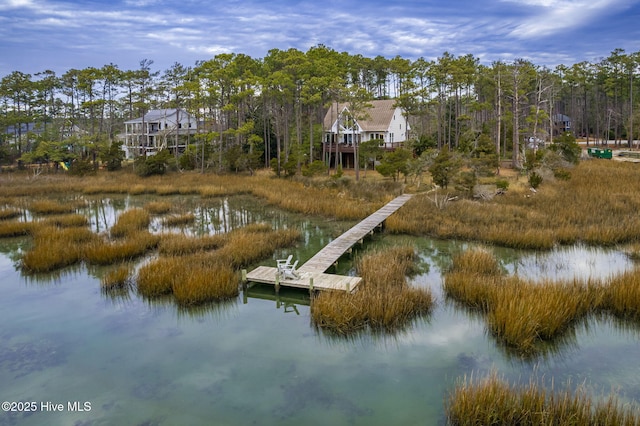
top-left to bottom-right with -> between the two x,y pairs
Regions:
280,260 -> 300,280
276,255 -> 293,274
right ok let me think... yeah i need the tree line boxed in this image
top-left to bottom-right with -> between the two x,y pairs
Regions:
1,45 -> 639,174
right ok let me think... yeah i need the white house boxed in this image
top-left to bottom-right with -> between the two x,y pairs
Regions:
322,99 -> 409,168
122,108 -> 198,159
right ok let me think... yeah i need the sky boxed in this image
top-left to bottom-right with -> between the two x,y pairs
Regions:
1,0 -> 640,77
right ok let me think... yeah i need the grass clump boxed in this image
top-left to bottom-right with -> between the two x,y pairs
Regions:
101,265 -> 132,290
110,208 -> 150,238
444,249 -> 600,357
0,208 -> 21,221
216,225 -> 300,268
158,233 -> 227,256
600,271 -> 640,321
163,213 -> 195,227
0,220 -> 33,238
22,226 -> 99,273
311,246 -> 433,335
172,263 -> 238,306
144,201 -> 173,215
28,199 -> 77,215
84,231 -> 160,265
446,371 -> 640,426
43,213 -> 89,228
138,225 -> 299,305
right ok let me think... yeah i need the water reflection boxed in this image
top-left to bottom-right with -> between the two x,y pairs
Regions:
502,244 -> 633,282
3,194 -> 640,424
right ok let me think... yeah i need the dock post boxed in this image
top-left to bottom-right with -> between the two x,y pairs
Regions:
275,274 -> 280,295
346,282 -> 350,293
241,269 -> 248,304
309,277 -> 314,295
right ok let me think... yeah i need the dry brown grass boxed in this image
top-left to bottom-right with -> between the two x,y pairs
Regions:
144,201 -> 173,215
443,249 -> 640,357
22,226 -> 99,273
84,231 -> 160,265
0,220 -> 33,238
110,208 -> 150,238
138,225 -> 300,305
447,371 -> 640,426
101,265 -> 132,290
0,208 -> 21,221
162,213 -> 195,227
158,233 -> 227,256
28,199 -> 77,215
43,214 -> 89,228
311,246 -> 433,334
387,161 -> 640,249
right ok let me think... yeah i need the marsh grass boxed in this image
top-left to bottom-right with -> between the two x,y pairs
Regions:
43,214 -> 89,228
144,201 -> 173,215
138,225 -> 300,305
0,208 -> 21,221
110,208 -> 150,238
216,226 -> 300,268
600,271 -> 640,321
387,161 -> 640,249
101,265 -> 132,290
311,246 -> 433,335
28,199 -> 77,215
84,231 -> 160,265
444,249 -> 640,357
0,220 -> 33,238
162,213 -> 195,227
172,263 -> 238,305
446,371 -> 640,425
158,233 -> 227,256
22,226 -> 98,273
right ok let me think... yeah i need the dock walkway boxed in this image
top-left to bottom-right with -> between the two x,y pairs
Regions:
245,194 -> 413,292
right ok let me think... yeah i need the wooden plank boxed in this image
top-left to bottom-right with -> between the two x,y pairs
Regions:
297,194 -> 412,274
245,266 -> 361,293
245,194 -> 412,293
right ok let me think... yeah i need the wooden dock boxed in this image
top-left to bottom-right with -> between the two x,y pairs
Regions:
245,194 -> 413,293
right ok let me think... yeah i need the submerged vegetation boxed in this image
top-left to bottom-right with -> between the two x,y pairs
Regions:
310,246 -> 433,334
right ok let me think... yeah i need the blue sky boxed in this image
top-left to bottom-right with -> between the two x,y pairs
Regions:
1,0 -> 639,77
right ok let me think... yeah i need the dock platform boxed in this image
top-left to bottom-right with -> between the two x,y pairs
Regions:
245,194 -> 413,293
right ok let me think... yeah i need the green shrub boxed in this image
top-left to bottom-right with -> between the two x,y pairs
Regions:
528,171 -> 543,189
302,160 -> 328,177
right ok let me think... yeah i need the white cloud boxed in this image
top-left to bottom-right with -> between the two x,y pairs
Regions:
506,0 -> 634,38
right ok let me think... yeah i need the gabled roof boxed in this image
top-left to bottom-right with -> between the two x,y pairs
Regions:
124,108 -> 192,124
323,99 -> 400,132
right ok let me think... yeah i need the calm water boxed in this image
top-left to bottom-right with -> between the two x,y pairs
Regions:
1,195 -> 639,425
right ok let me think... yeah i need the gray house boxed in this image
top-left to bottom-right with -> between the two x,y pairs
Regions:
122,109 -> 198,159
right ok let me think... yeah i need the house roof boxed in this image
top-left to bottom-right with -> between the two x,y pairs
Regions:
4,122 -> 44,135
553,113 -> 571,122
124,108 -> 192,124
323,99 -> 400,132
